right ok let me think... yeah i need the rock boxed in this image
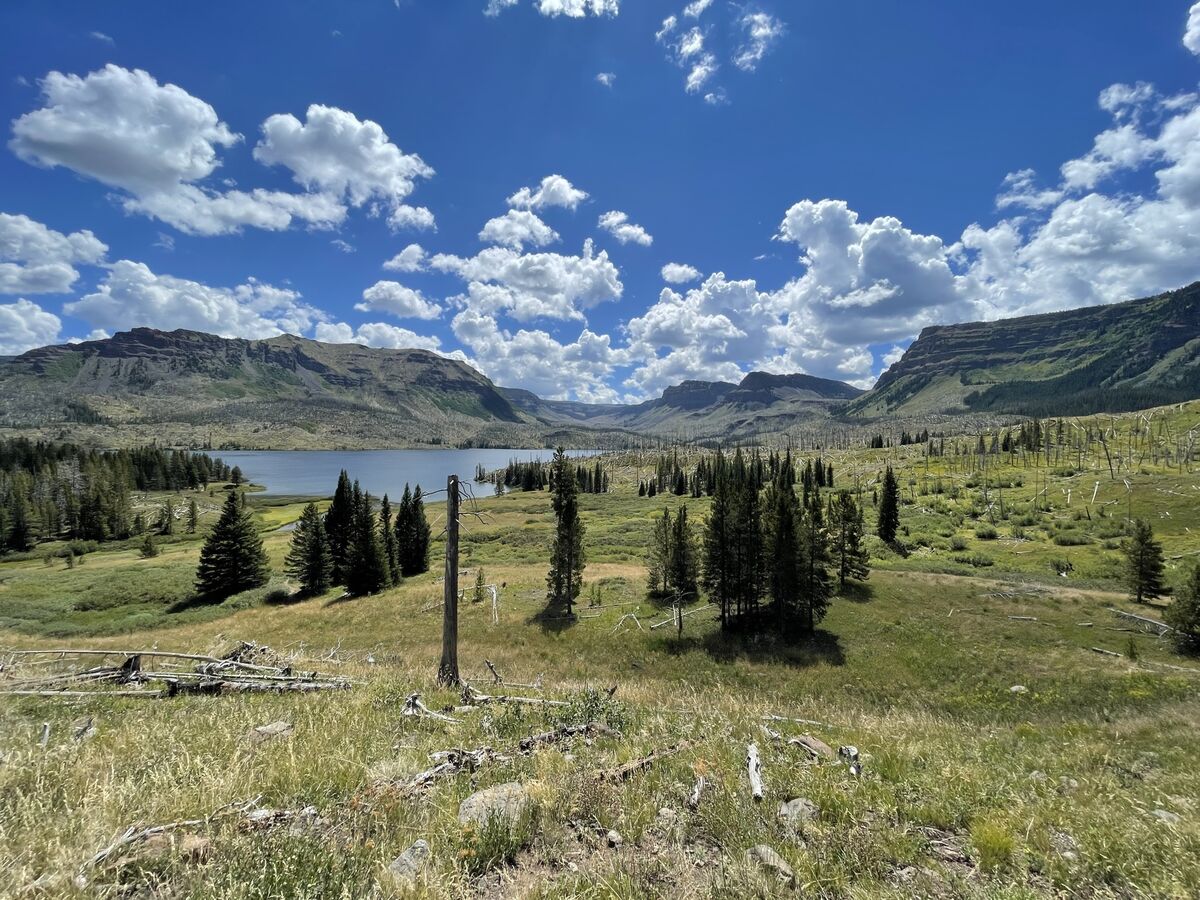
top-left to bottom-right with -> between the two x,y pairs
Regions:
386,839 -> 430,885
458,782 -> 530,828
138,831 -> 211,863
606,830 -> 623,848
777,797 -> 819,829
1010,685 -> 1028,694
1050,829 -> 1079,862
657,807 -> 678,824
1152,808 -> 1181,826
745,844 -> 795,885
1056,776 -> 1079,795
1029,770 -> 1048,783
247,720 -> 293,745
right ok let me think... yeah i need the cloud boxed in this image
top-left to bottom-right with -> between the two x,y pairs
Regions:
451,307 -> 623,402
254,104 -> 432,209
64,259 -> 327,338
10,66 -> 433,238
356,280 -> 441,320
485,0 -> 619,16
598,210 -> 653,246
1187,2 -> 1200,55
383,243 -> 427,272
479,209 -> 560,249
683,0 -> 712,18
89,31 -> 115,45
658,21 -> 718,95
331,238 -> 356,253
315,321 -> 443,352
432,239 -> 622,322
661,262 -> 701,283
507,174 -> 589,211
0,298 -> 62,355
388,204 -> 437,232
596,72 -> 616,87
0,212 -> 107,294
995,169 -> 1063,210
733,11 -> 785,72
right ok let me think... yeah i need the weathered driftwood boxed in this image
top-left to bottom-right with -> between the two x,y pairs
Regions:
517,721 -> 620,754
688,775 -> 706,810
395,747 -> 506,792
461,684 -> 567,708
596,740 -> 693,783
747,743 -> 764,801
402,693 -> 460,724
1107,607 -> 1174,636
788,734 -> 834,761
1091,646 -> 1122,657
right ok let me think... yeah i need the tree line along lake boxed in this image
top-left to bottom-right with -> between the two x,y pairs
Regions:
217,448 -> 600,500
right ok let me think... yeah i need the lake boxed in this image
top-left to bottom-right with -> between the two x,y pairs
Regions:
216,448 -> 598,499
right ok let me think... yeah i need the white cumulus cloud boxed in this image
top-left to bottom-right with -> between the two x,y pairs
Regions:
0,213 -> 107,294
479,209 -> 560,249
1186,2 -> 1200,55
507,174 -> 589,212
315,321 -> 444,353
383,244 -> 427,273
661,262 -> 702,284
598,210 -> 653,246
356,280 -> 442,320
0,298 -> 62,355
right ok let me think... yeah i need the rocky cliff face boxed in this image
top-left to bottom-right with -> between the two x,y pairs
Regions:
845,284 -> 1200,418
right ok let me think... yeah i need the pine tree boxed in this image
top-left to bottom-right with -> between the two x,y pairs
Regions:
877,466 -> 901,544
345,489 -> 391,596
1165,562 -> 1200,652
647,507 -> 672,597
762,471 -> 801,620
474,567 -> 487,604
5,493 -> 34,552
159,497 -> 174,535
324,470 -> 354,584
195,491 -> 269,600
668,504 -> 699,604
407,485 -> 431,576
284,502 -> 333,595
797,492 -> 832,634
702,457 -> 736,628
379,494 -> 400,585
546,447 -> 585,616
187,499 -> 199,534
1126,518 -> 1166,604
140,533 -> 158,558
831,490 -> 870,587
394,484 -> 414,575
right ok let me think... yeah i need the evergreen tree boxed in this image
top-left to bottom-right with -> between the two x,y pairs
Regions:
474,567 -> 487,604
702,456 -> 737,628
1165,562 -> 1200,652
140,533 -> 158,558
647,507 -> 672,597
797,492 -> 832,634
159,497 -> 174,535
762,471 -> 801,620
5,493 -> 34,552
187,499 -> 199,534
877,466 -> 901,544
345,487 -> 391,596
195,491 -> 269,601
830,490 -> 870,587
546,447 -> 586,616
1126,518 -> 1166,604
379,494 -> 400,585
668,504 -> 699,605
230,465 -> 243,485
284,502 -> 333,595
408,485 -> 431,576
324,470 -> 354,584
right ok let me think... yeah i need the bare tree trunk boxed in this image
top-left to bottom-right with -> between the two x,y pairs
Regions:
438,474 -> 460,686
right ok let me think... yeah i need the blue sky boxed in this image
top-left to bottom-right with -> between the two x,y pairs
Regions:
3,1 -> 1200,401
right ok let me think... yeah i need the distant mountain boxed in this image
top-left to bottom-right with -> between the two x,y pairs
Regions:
502,370 -> 864,441
0,328 -> 526,448
845,284 -> 1200,418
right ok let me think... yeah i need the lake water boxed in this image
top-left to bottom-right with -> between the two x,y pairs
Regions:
217,448 -> 598,499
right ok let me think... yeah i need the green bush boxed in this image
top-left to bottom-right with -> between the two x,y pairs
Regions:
975,524 -> 998,540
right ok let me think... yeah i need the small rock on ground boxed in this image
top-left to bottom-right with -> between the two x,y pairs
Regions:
606,830 -> 623,848
387,839 -> 430,885
247,720 -> 294,745
745,844 -> 795,885
458,782 -> 530,827
1152,808 -> 1182,825
778,797 -> 819,828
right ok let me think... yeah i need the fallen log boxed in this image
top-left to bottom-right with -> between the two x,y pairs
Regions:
788,734 -> 834,761
402,693 -> 460,724
518,721 -> 620,753
596,740 -> 693,783
461,684 -> 567,708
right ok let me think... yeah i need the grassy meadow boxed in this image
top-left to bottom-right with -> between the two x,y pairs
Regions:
2,401 -> 1199,898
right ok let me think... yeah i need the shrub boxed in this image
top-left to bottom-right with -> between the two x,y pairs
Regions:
949,536 -> 968,552
975,524 -> 998,540
971,821 -> 1014,872
954,553 -> 994,568
1053,532 -> 1090,546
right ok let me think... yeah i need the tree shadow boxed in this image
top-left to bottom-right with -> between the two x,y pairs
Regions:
526,607 -> 579,634
837,581 -> 875,604
698,625 -> 845,669
166,594 -> 223,614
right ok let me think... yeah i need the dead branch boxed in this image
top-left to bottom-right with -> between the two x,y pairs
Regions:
596,740 -> 693,783
517,721 -> 621,753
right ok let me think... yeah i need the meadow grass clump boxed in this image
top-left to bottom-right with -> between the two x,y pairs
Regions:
970,820 -> 1015,872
